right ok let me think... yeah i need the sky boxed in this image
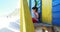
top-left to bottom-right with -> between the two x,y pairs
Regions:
0,0 -> 20,16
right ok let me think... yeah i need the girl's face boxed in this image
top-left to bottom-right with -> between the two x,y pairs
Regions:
32,9 -> 36,12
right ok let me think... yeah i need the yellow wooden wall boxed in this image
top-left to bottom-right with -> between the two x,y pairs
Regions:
42,0 -> 52,24
20,0 -> 34,32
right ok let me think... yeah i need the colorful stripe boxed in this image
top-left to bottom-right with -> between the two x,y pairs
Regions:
20,0 -> 34,32
42,0 -> 52,24
52,0 -> 60,26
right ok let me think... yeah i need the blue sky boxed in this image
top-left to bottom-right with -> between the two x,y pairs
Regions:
0,0 -> 20,16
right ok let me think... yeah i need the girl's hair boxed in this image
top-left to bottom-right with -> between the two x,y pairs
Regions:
32,7 -> 38,12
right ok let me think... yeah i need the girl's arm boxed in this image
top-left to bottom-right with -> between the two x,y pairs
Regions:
35,13 -> 39,18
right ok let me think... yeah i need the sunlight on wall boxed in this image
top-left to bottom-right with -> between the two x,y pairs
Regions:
0,0 -> 20,32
